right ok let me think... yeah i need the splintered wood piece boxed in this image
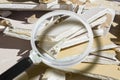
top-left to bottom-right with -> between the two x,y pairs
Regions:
42,68 -> 65,80
4,27 -> 31,40
0,3 -> 73,11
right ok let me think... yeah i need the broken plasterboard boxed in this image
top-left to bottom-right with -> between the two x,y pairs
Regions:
2,17 -> 35,40
37,8 -> 115,55
37,8 -> 115,42
83,0 -> 120,15
68,61 -> 120,79
41,68 -> 65,80
3,8 -> 115,41
0,2 -> 73,11
84,50 -> 120,65
55,32 -> 118,59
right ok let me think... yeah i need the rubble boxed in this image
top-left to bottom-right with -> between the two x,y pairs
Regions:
0,0 -> 120,80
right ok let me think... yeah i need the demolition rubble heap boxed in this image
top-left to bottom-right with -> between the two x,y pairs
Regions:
0,0 -> 120,80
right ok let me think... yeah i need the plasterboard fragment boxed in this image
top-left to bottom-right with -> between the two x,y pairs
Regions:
66,72 -> 117,80
38,8 -> 115,42
4,27 -> 31,40
42,68 -> 65,80
83,50 -> 119,65
38,17 -> 84,42
55,32 -> 118,59
2,17 -> 34,40
84,0 -> 120,15
37,8 -> 115,56
0,3 -> 73,11
3,8 -> 114,41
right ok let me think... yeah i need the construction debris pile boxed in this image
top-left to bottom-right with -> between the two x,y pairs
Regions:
0,0 -> 120,80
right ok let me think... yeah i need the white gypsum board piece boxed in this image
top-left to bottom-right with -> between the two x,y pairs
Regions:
67,8 -> 115,39
37,10 -> 106,42
67,62 -> 120,79
66,16 -> 106,40
37,8 -> 115,55
81,8 -> 115,24
55,32 -> 118,59
37,27 -> 103,56
83,55 -> 119,65
44,0 -> 58,8
81,8 -> 108,23
4,27 -> 31,40
83,50 -> 119,65
90,50 -> 117,61
3,16 -> 51,40
89,32 -> 118,53
65,63 -> 118,80
39,8 -> 114,42
0,3 -> 73,11
39,27 -> 104,53
82,8 -> 115,34
84,0 -> 120,15
2,17 -> 35,40
66,72 -> 117,80
0,17 -> 34,29
38,16 -> 84,42
67,11 -> 109,40
41,68 -> 65,80
61,28 -> 104,48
